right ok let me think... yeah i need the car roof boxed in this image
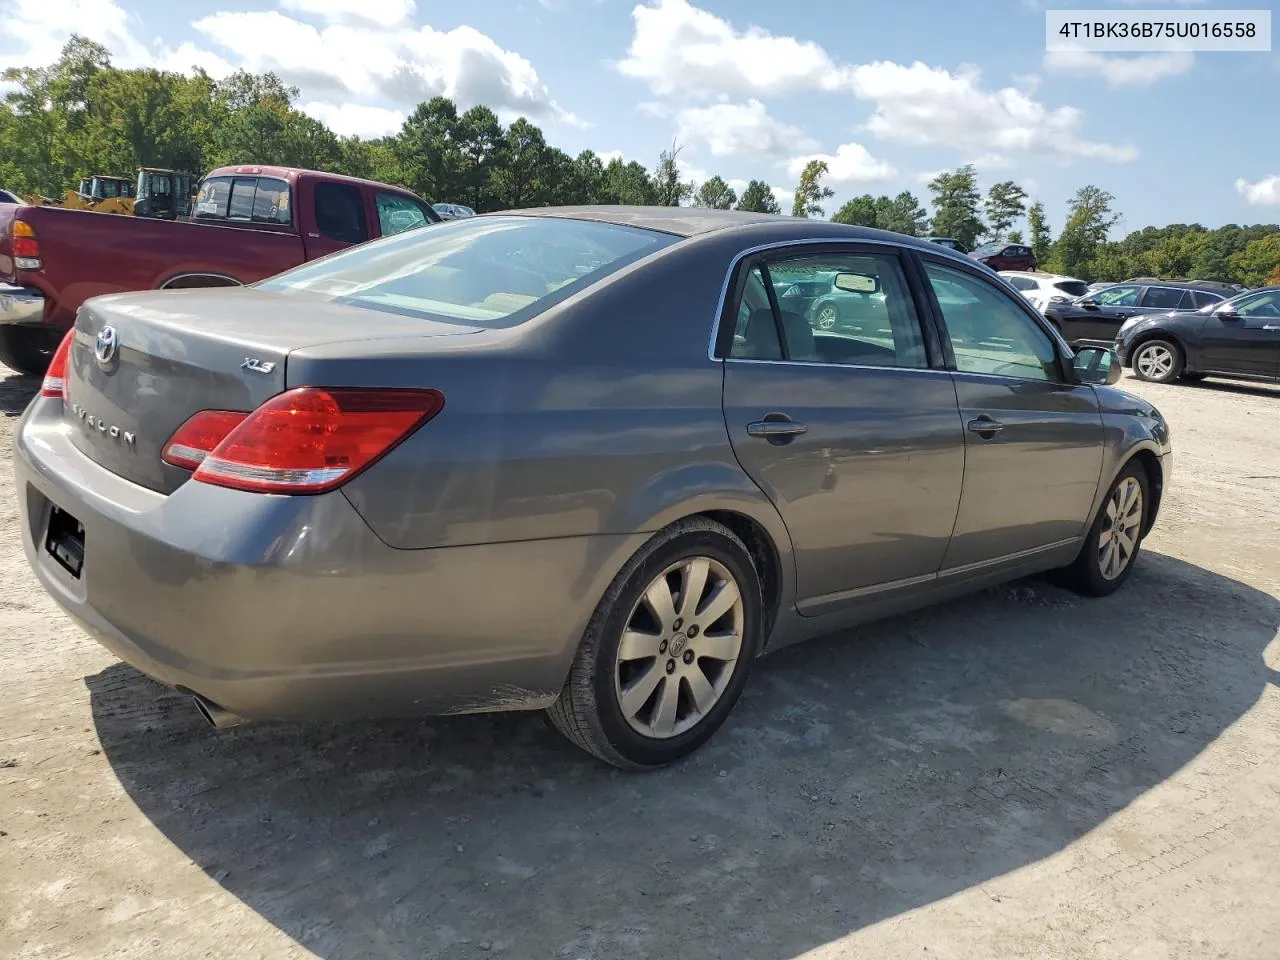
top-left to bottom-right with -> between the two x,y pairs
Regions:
1122,277 -> 1238,292
485,206 -> 973,259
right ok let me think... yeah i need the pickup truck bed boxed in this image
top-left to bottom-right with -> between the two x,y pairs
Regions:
0,165 -> 438,375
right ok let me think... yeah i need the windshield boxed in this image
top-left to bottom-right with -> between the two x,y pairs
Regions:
257,215 -> 678,324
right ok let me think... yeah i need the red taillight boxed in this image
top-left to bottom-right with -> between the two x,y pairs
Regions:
13,219 -> 41,270
161,410 -> 249,470
40,329 -> 75,399
187,387 -> 444,495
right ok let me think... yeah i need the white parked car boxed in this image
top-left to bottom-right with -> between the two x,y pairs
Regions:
999,271 -> 1091,313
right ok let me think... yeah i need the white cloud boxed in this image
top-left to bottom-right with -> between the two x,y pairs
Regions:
189,13 -> 582,125
616,0 -> 849,98
280,0 -> 416,28
1236,176 -> 1280,205
597,149 -> 626,164
1044,49 -> 1194,87
786,142 -> 896,184
675,99 -> 816,158
848,60 -> 1138,163
617,1 -> 1134,166
301,100 -> 406,137
0,0 -> 150,71
152,41 -> 236,79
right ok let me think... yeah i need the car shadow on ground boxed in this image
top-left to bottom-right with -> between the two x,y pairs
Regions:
0,369 -> 37,417
1122,373 -> 1280,400
88,551 -> 1278,959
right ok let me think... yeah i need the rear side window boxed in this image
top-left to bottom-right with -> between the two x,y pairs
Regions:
193,176 -> 291,225
257,215 -> 677,324
1141,286 -> 1187,309
1006,276 -> 1037,291
1054,280 -> 1089,298
375,191 -> 432,237
315,182 -> 369,245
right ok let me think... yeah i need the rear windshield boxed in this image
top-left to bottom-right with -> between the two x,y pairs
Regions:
193,176 -> 291,225
256,215 -> 679,324
1054,280 -> 1089,297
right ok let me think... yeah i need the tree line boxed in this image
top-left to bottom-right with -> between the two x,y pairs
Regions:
3,38 -> 1277,288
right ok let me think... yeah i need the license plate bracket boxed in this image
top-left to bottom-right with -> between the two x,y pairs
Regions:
45,506 -> 85,579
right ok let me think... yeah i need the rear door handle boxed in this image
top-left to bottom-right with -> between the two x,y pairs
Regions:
967,416 -> 1004,437
747,418 -> 808,443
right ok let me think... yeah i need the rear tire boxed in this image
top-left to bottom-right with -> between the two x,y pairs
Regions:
1131,338 -> 1183,384
0,324 -> 60,376
1056,461 -> 1149,597
547,517 -> 763,768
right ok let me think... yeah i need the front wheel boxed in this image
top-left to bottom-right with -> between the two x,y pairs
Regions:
547,518 -> 763,768
1131,339 -> 1183,384
1056,461 -> 1149,597
812,302 -> 840,330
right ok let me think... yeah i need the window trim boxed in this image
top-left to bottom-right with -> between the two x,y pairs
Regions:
913,251 -> 1072,384
712,239 -> 948,371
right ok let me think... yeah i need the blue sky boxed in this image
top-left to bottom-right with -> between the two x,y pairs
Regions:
2,0 -> 1277,233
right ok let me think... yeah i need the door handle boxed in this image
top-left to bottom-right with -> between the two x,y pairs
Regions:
967,416 -> 1004,437
747,417 -> 808,444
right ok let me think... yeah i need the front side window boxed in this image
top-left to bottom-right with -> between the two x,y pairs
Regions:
376,191 -> 433,237
1093,284 -> 1142,307
258,215 -> 677,325
1193,291 -> 1225,309
1235,290 -> 1280,318
924,261 -> 1059,382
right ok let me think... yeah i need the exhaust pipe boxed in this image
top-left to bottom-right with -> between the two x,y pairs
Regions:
191,693 -> 246,730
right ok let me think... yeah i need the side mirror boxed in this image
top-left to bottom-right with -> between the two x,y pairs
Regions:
1216,306 -> 1241,320
1073,346 -> 1121,386
1078,297 -> 1098,309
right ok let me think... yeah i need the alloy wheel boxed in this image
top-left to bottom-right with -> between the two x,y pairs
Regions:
1098,476 -> 1143,580
613,557 -> 744,739
815,306 -> 838,329
1136,343 -> 1175,380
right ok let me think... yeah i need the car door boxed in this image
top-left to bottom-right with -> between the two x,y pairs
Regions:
918,257 -> 1105,571
1197,290 -> 1280,378
720,244 -> 965,614
305,181 -> 370,259
1074,283 -> 1144,341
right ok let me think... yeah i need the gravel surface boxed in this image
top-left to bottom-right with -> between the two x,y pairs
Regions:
1,367 -> 1278,960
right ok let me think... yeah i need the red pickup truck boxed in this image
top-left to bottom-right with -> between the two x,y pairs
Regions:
0,165 -> 440,374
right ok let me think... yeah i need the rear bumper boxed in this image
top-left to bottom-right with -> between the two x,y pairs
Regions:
14,396 -> 644,722
0,284 -> 44,324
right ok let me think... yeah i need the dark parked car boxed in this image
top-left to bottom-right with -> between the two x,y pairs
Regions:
1116,285 -> 1280,384
0,188 -> 21,204
15,210 -> 1171,768
1044,279 -> 1229,346
969,241 -> 1037,272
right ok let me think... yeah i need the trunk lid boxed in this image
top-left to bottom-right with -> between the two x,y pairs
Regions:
64,287 -> 481,493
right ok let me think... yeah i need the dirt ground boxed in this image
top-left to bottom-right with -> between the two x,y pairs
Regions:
1,365 -> 1278,960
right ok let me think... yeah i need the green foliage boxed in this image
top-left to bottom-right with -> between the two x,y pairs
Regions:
984,180 -> 1028,241
1047,185 -> 1120,278
1007,229 -> 1024,244
832,191 -> 928,236
791,160 -> 833,218
1229,234 -> 1280,287
693,174 -> 736,210
1027,202 -> 1052,265
927,165 -> 984,248
652,141 -> 693,207
735,180 -> 780,214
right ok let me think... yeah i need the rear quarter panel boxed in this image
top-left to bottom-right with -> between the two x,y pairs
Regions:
7,205 -> 306,328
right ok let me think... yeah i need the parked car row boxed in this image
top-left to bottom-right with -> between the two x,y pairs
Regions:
13,211 -> 1171,768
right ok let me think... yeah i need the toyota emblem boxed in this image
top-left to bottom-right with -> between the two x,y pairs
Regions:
94,325 -> 118,366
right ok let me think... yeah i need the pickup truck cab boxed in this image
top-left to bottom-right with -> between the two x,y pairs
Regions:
0,166 -> 439,374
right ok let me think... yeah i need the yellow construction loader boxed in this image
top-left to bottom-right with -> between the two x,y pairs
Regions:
21,169 -> 196,218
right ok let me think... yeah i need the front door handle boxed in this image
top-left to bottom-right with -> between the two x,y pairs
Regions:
747,416 -> 808,444
967,416 -> 1004,438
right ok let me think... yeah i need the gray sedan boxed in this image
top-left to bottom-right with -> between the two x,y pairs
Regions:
14,209 -> 1172,768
